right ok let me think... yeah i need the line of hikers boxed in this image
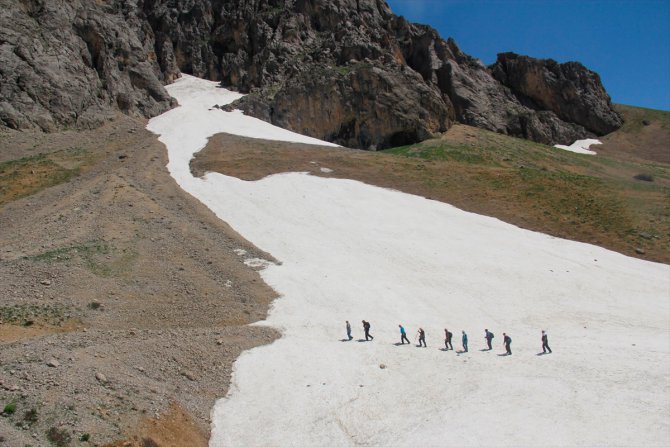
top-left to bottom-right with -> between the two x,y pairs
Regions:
345,321 -> 552,355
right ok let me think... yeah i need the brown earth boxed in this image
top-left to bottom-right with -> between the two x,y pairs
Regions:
103,403 -> 207,447
0,116 -> 278,446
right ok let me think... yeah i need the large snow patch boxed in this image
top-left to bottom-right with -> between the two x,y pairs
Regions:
148,75 -> 670,447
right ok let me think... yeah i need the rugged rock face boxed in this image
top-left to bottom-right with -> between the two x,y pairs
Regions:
0,0 -> 622,148
489,53 -> 624,136
0,0 -> 177,131
218,1 -> 621,147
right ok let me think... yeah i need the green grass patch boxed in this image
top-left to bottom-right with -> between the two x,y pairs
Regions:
85,246 -> 138,278
387,143 -> 490,164
3,402 -> 17,415
0,148 -> 92,206
0,303 -> 73,326
23,241 -> 137,277
25,243 -> 109,263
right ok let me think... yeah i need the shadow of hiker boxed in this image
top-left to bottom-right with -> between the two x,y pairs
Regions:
340,338 -> 353,342
479,348 -> 491,352
357,339 -> 369,342
497,353 -> 510,356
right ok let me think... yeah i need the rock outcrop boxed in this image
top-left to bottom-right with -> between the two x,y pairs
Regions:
217,1 -> 621,148
0,0 -> 177,131
489,52 -> 624,136
0,0 -> 622,148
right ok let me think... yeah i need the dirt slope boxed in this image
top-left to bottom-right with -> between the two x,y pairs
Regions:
0,117 -> 278,446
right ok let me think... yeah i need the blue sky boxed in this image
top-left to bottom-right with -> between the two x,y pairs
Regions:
386,0 -> 670,111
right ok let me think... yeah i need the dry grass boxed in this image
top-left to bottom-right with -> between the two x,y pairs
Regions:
0,147 -> 95,206
192,119 -> 669,264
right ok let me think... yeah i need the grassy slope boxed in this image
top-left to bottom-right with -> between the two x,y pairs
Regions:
599,104 -> 670,164
383,107 -> 670,263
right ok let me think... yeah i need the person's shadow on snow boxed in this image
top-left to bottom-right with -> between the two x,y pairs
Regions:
497,353 -> 510,356
357,339 -> 369,342
339,338 -> 352,342
393,342 -> 410,346
536,352 -> 549,356
480,348 -> 491,352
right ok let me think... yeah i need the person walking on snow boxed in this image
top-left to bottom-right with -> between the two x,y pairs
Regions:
362,320 -> 373,341
542,330 -> 552,353
503,333 -> 512,355
462,330 -> 468,352
346,321 -> 352,341
444,329 -> 453,350
399,324 -> 410,344
485,329 -> 494,350
417,328 -> 427,347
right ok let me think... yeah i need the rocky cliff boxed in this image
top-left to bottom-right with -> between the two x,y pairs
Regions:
0,0 -> 177,131
0,0 -> 622,148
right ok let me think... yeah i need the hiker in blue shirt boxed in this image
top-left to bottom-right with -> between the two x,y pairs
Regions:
399,324 -> 410,344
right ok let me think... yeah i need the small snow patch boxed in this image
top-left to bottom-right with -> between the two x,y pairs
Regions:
233,249 -> 247,256
224,280 -> 233,288
553,139 -> 601,155
244,258 -> 273,269
319,167 -> 333,173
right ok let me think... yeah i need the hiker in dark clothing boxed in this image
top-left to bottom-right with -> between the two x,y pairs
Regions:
462,331 -> 468,352
362,320 -> 373,341
399,324 -> 410,344
417,328 -> 426,347
542,330 -> 552,353
503,333 -> 512,355
444,329 -> 453,350
346,321 -> 353,341
485,329 -> 494,350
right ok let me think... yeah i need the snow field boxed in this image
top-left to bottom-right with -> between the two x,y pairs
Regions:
148,75 -> 670,447
554,138 -> 602,154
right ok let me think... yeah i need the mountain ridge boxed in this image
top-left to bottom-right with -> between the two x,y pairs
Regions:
0,0 -> 622,148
